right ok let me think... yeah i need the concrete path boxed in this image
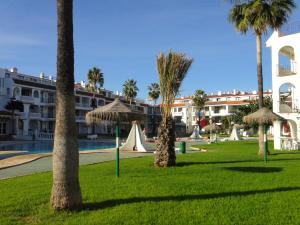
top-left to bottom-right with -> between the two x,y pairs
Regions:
0,151 -> 150,180
0,141 -> 204,180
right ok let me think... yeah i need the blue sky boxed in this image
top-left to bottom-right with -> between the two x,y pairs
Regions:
0,0 -> 299,99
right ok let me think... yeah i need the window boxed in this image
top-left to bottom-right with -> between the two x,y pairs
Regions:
5,73 -> 10,78
33,90 -> 39,98
0,122 -> 7,134
178,108 -> 182,112
75,96 -> 80,103
21,88 -> 32,96
214,107 -> 221,114
6,88 -> 10,96
0,78 -> 4,88
98,99 -> 105,106
13,87 -> 20,97
173,108 -> 177,112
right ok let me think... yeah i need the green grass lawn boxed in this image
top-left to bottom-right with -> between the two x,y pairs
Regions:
1,141 -> 300,225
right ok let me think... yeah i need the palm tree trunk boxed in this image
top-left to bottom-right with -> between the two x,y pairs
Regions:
51,0 -> 82,210
155,116 -> 176,167
256,34 -> 264,156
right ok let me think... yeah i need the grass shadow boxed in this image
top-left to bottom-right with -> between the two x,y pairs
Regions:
83,187 -> 300,211
224,166 -> 283,173
176,157 -> 300,167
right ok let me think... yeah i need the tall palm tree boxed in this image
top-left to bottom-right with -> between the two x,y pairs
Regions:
192,89 -> 207,126
87,67 -> 104,93
148,83 -> 160,105
51,0 -> 82,210
155,51 -> 193,167
228,0 -> 296,156
123,79 -> 139,105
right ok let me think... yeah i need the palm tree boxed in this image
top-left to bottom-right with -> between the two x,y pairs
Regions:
228,0 -> 296,156
192,89 -> 207,126
123,79 -> 139,105
148,83 -> 160,105
155,51 -> 193,167
51,0 -> 82,210
87,67 -> 104,93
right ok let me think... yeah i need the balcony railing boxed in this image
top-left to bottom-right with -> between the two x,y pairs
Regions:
280,137 -> 299,150
277,62 -> 297,76
41,98 -> 55,104
30,112 -> 41,118
20,95 -> 34,102
278,100 -> 299,113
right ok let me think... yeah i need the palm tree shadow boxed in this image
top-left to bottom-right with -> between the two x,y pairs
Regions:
83,187 -> 300,211
224,166 -> 283,173
176,157 -> 300,167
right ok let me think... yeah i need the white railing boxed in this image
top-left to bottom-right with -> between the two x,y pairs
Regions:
277,62 -> 297,76
280,137 -> 299,150
30,112 -> 41,118
37,132 -> 54,140
278,100 -> 299,113
21,96 -> 34,102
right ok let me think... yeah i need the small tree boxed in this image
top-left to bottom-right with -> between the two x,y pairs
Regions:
87,67 -> 104,93
148,83 -> 160,105
123,79 -> 139,105
155,50 -> 193,167
192,89 -> 207,126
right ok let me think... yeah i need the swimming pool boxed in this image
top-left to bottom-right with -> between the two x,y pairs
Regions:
0,140 -> 115,154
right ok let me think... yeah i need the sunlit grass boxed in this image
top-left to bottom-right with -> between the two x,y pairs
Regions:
1,140 -> 300,225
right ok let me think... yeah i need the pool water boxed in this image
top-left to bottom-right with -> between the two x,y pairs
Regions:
0,140 -> 115,154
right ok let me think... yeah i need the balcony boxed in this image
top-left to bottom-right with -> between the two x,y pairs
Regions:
277,62 -> 297,77
278,100 -> 299,113
41,98 -> 55,104
76,116 -> 86,122
30,112 -> 41,119
20,95 -> 34,102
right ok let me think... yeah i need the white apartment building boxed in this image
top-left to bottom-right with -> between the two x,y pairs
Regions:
172,90 -> 272,133
0,67 -> 159,140
266,25 -> 300,150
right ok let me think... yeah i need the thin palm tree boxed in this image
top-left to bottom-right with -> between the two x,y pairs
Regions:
148,83 -> 160,105
155,50 -> 193,167
123,79 -> 139,105
87,67 -> 104,93
51,0 -> 82,210
192,89 -> 207,126
228,0 -> 296,156
86,67 -> 104,134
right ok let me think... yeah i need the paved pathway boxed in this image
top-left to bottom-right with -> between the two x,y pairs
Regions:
0,141 -> 203,180
0,151 -> 150,180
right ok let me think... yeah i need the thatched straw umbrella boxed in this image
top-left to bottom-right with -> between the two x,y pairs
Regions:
86,98 -> 145,177
243,107 -> 283,162
203,123 -> 220,143
203,123 -> 220,132
243,107 -> 283,125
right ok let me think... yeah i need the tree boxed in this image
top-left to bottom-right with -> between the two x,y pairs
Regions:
86,67 -> 104,93
155,50 -> 193,167
123,79 -> 139,105
228,0 -> 296,156
192,89 -> 207,126
231,96 -> 273,126
51,0 -> 82,210
148,83 -> 160,105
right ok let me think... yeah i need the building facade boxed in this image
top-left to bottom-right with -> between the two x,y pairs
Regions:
266,27 -> 300,150
0,67 -> 160,140
172,90 -> 272,134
